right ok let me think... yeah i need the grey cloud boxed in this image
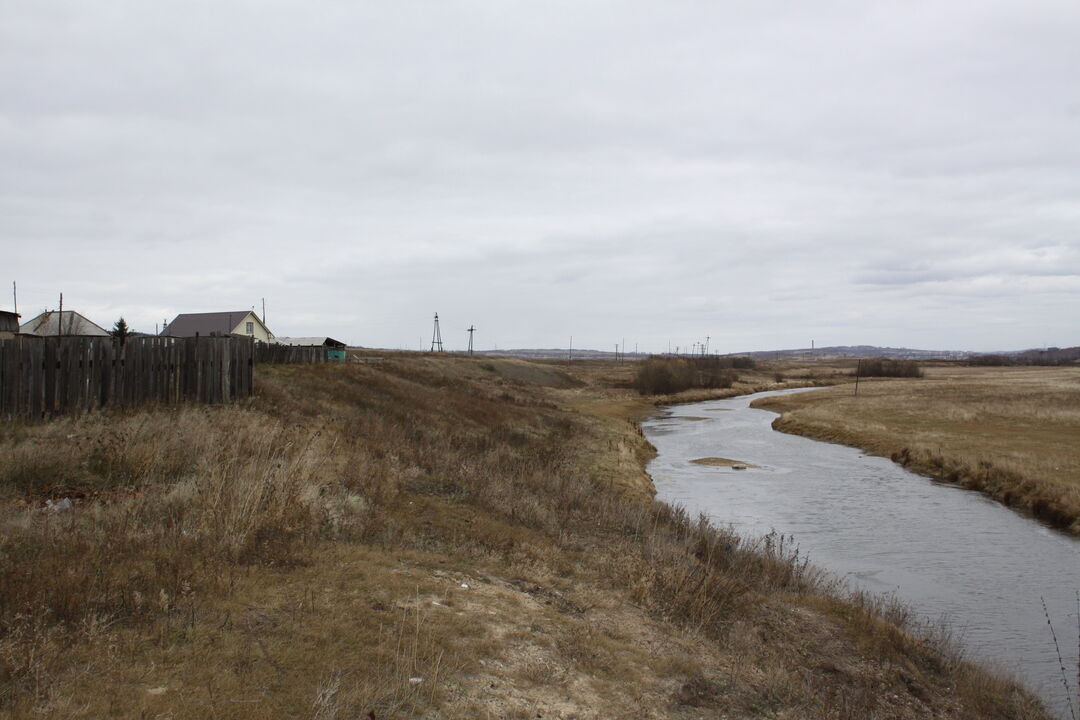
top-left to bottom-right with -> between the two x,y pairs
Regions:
3,1 -> 1079,352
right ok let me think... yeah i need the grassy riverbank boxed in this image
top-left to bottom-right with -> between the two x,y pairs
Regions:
0,355 -> 1051,718
752,365 -> 1080,535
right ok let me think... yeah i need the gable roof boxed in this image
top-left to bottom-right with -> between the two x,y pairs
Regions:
19,311 -> 109,337
162,311 -> 271,338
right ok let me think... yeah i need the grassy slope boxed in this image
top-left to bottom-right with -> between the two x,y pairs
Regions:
0,355 -> 1050,719
752,365 -> 1080,535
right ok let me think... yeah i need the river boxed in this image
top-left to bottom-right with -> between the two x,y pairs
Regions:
641,388 -> 1079,719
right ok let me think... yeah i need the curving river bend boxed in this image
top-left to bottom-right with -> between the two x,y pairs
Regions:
642,388 -> 1080,719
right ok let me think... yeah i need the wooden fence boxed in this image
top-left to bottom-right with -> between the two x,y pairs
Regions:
253,343 -> 328,364
0,336 -> 333,420
0,336 -> 254,420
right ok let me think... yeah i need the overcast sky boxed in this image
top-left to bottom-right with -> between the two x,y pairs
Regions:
3,1 -> 1078,352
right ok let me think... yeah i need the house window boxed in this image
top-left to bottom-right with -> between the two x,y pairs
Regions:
246,322 -> 254,335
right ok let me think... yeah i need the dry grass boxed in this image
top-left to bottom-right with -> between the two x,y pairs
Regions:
0,354 -> 1054,718
753,364 -> 1080,534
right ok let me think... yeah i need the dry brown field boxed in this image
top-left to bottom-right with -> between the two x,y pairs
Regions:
754,364 -> 1080,535
0,355 -> 1051,719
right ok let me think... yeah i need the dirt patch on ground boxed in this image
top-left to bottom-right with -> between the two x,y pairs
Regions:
481,358 -> 584,389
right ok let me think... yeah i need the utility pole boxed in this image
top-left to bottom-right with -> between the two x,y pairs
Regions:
705,336 -> 710,355
615,344 -> 619,362
854,359 -> 862,397
430,313 -> 443,352
58,293 -> 63,336
568,336 -> 573,365
467,325 -> 476,355
11,281 -> 16,316
262,298 -> 267,325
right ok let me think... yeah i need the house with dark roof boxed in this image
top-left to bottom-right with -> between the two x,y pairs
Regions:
19,310 -> 109,337
161,311 -> 273,341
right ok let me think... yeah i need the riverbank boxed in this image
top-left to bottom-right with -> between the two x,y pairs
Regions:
751,365 -> 1080,535
0,356 -> 1051,718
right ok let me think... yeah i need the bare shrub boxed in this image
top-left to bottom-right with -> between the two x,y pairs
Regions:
633,357 -> 739,395
855,359 -> 924,378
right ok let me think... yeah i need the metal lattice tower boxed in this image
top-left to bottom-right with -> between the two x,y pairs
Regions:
430,313 -> 444,352
467,325 -> 476,355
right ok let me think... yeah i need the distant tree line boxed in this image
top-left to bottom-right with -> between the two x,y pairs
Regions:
968,347 -> 1080,366
854,359 -> 924,378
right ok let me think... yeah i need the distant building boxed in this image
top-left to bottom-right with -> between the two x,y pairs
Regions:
274,337 -> 348,361
162,311 -> 273,341
19,310 -> 109,337
272,337 -> 346,348
0,310 -> 20,340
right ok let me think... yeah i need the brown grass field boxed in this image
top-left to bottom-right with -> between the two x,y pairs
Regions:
753,364 -> 1080,535
0,354 -> 1052,718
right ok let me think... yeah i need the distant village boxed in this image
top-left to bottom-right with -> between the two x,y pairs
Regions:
0,305 -> 347,353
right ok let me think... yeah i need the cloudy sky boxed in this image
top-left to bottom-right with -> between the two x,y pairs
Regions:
3,1 -> 1078,352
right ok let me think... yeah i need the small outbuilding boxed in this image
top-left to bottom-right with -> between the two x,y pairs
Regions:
273,337 -> 346,348
19,311 -> 109,337
162,311 -> 273,341
0,310 -> 20,340
274,336 -> 348,361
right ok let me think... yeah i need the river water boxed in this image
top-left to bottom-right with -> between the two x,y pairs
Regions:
641,388 -> 1079,718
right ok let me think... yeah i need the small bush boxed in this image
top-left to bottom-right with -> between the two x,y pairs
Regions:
633,357 -> 738,395
854,359 -> 923,378
634,358 -> 689,395
967,354 -> 1013,367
